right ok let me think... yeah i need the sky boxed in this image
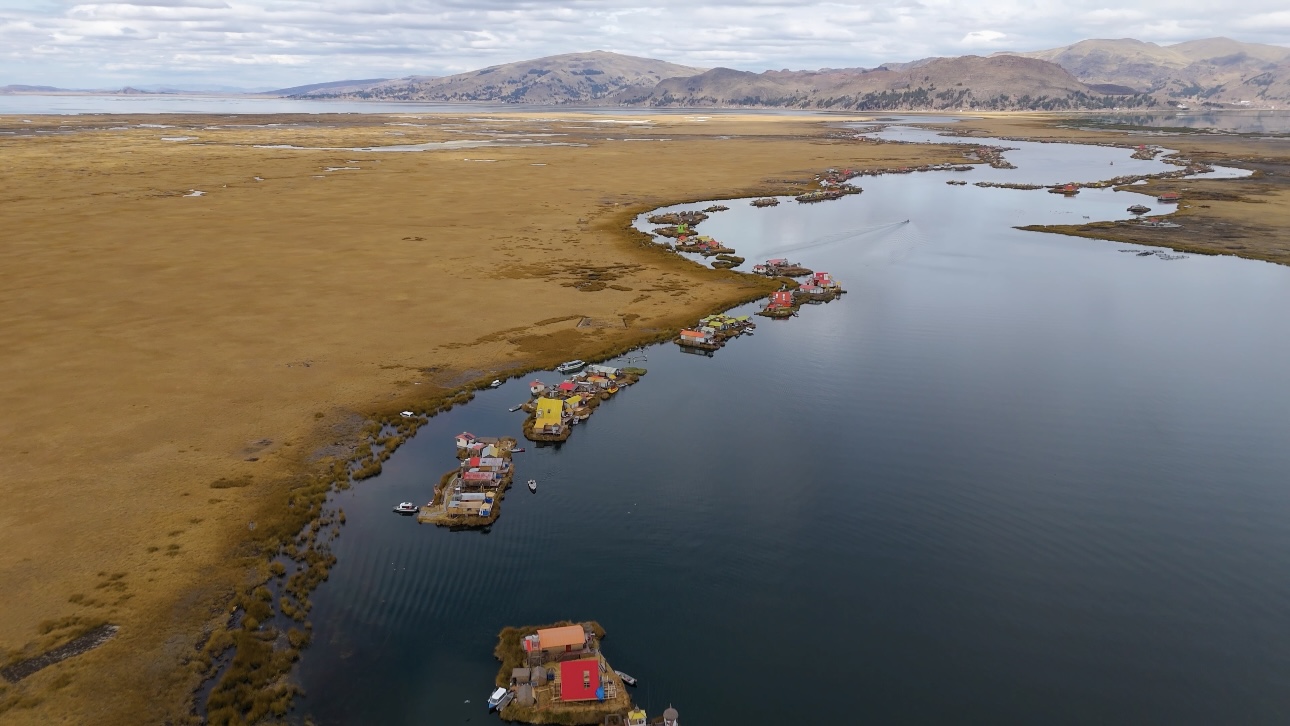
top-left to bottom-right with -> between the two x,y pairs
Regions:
2,0 -> 1289,90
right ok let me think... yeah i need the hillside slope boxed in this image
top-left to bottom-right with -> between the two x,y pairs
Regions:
1005,37 -> 1290,104
302,51 -> 705,104
616,55 -> 1152,111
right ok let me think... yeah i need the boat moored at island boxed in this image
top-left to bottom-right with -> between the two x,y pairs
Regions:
555,359 -> 586,374
487,686 -> 513,711
393,502 -> 418,514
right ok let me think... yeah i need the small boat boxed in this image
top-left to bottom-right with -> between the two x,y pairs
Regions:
509,404 -> 524,412
527,479 -> 537,492
555,360 -> 586,374
614,670 -> 638,686
393,502 -> 418,514
489,379 -> 502,388
512,447 -> 526,453
607,385 -> 619,394
487,687 -> 513,711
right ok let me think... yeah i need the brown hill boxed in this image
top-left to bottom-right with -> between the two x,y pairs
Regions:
615,55 -> 1151,111
1005,37 -> 1290,104
303,51 -> 705,104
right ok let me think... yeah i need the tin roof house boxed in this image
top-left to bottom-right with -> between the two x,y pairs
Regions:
534,397 -> 567,433
768,290 -> 794,308
559,659 -> 601,702
455,432 -> 477,449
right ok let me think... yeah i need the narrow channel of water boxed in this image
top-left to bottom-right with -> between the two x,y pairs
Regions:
292,130 -> 1290,725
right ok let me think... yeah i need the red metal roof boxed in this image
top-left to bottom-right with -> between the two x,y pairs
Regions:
558,382 -> 576,391
559,659 -> 600,702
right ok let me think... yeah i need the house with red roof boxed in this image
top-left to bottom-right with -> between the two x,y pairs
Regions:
559,659 -> 602,702
767,290 -> 794,309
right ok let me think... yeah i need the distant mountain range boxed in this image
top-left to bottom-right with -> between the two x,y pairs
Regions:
1000,37 -> 1290,106
295,51 -> 1153,110
296,39 -> 1290,110
294,51 -> 703,105
6,37 -> 1288,110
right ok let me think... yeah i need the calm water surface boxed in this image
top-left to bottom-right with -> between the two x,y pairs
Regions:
1082,110 -> 1290,135
292,128 -> 1290,724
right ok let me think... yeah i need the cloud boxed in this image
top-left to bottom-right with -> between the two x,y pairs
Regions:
0,0 -> 1287,88
961,30 -> 1007,48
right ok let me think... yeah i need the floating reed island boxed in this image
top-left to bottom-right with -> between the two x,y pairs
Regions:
417,434 -> 519,528
490,621 -> 673,725
758,271 -> 846,319
702,204 -> 730,212
521,364 -> 643,443
751,258 -> 813,277
750,197 -> 780,207
671,234 -> 735,257
836,162 -> 976,179
795,187 -> 861,203
647,210 -> 709,226
675,313 -> 756,353
967,145 -> 1018,169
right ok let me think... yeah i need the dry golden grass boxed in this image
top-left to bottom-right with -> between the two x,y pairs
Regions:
0,111 -> 969,723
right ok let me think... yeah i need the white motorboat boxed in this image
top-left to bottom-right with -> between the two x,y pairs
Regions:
555,359 -> 586,373
393,502 -> 418,514
489,379 -> 502,388
487,687 -> 513,711
527,479 -> 537,492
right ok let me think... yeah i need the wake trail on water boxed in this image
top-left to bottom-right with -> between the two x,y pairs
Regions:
760,219 -> 911,258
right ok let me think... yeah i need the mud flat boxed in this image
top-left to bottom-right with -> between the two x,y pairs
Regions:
0,110 -> 972,724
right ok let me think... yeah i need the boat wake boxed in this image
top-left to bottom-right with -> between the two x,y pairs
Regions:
761,219 -> 910,258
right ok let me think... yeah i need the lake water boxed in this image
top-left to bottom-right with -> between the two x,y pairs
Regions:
1081,110 -> 1290,136
289,128 -> 1290,724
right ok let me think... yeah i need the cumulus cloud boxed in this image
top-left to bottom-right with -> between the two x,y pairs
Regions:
0,0 -> 1287,88
960,30 -> 1007,48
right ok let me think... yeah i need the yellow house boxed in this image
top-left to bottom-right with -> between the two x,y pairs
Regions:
563,395 -> 583,412
534,397 -> 564,430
